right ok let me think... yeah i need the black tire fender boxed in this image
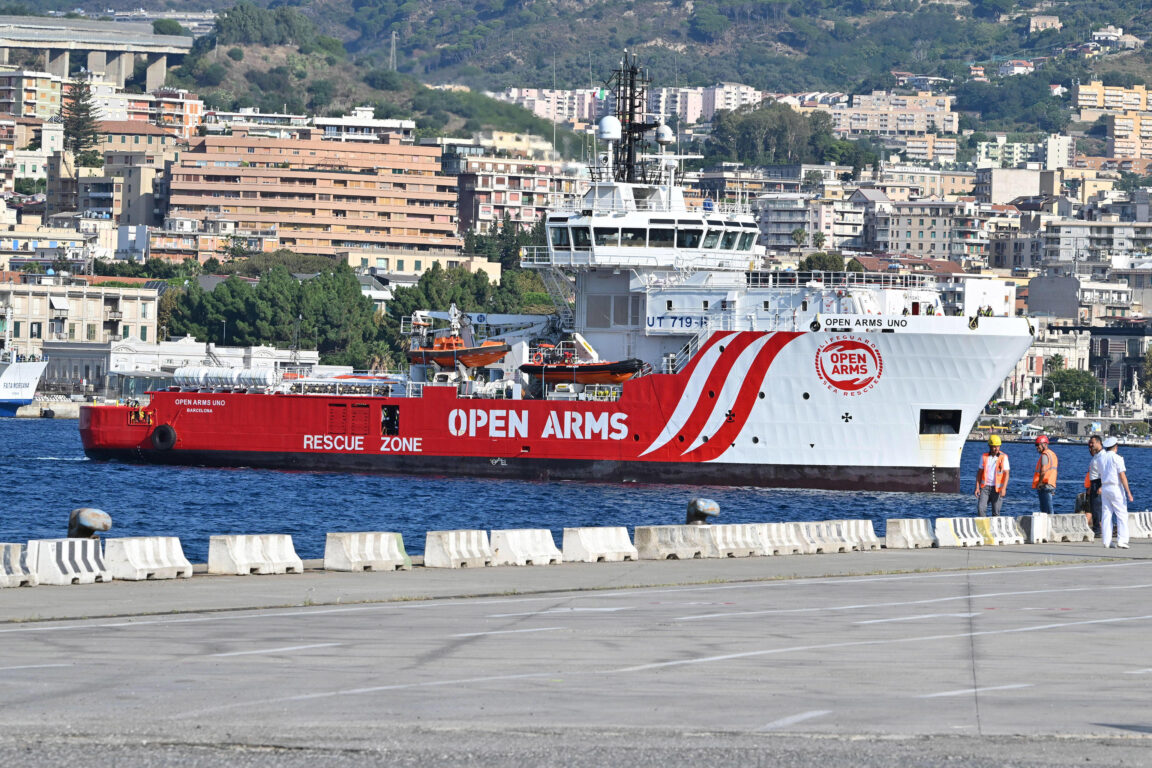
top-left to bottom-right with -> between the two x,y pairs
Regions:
151,424 -> 177,451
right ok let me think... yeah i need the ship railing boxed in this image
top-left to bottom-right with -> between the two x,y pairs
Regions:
746,270 -> 935,290
521,245 -> 750,273
549,197 -> 752,216
661,312 -> 736,374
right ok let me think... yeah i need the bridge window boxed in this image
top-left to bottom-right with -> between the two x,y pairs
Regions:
676,229 -> 702,248
571,227 -> 592,248
594,228 -> 620,247
721,231 -> 739,250
549,227 -> 570,248
702,231 -> 720,249
738,232 -> 755,250
620,228 -> 646,247
649,228 -> 675,248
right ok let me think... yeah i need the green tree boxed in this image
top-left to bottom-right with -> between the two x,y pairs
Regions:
799,252 -> 844,271
62,73 -> 101,162
790,228 -> 808,248
1044,369 -> 1108,410
1047,353 -> 1065,372
846,258 -> 866,273
811,232 -> 827,251
152,19 -> 187,36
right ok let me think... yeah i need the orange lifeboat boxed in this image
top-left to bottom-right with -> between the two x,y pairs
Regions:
407,336 -> 511,368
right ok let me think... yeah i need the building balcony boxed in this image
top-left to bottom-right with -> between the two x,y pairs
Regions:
104,310 -> 123,321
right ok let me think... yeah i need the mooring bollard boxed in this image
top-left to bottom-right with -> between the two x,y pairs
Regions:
686,498 -> 720,526
68,508 -> 112,539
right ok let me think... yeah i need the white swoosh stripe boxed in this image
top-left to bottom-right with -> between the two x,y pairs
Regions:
639,332 -> 737,457
683,334 -> 772,454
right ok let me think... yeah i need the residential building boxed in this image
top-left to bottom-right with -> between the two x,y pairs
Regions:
899,134 -> 958,164
973,167 -> 1042,204
1073,80 -> 1152,121
702,82 -> 764,120
1029,16 -> 1063,34
496,88 -> 604,125
976,134 -> 1074,170
1106,110 -> 1152,159
872,199 -> 987,262
449,152 -> 586,233
754,194 -> 816,252
166,127 -> 462,260
999,321 -> 1091,405
803,90 -> 959,137
875,166 -> 976,198
0,271 -> 158,358
1027,274 -> 1133,323
149,217 -> 281,263
202,107 -> 311,137
340,251 -> 502,284
313,106 -> 416,143
0,69 -> 62,120
998,60 -> 1035,77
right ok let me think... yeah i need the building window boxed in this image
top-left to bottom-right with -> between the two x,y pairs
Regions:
397,259 -> 405,271
140,326 -> 148,341
414,260 -> 422,271
87,325 -> 95,341
12,321 -> 19,338
29,322 -> 40,339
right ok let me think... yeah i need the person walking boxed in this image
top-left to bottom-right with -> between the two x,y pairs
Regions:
975,434 -> 1010,517
1032,435 -> 1058,514
1097,436 -> 1134,548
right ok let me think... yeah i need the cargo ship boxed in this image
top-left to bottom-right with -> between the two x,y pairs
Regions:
79,55 -> 1033,492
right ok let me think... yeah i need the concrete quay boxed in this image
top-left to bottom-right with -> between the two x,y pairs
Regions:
2,540 -> 1151,767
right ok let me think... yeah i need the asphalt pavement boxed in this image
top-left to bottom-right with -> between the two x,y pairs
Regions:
1,540 -> 1150,767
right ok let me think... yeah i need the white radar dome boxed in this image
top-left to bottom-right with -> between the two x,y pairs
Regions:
598,115 -> 621,142
655,124 -> 674,145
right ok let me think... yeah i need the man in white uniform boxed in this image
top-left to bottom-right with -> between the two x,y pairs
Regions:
1091,436 -> 1134,548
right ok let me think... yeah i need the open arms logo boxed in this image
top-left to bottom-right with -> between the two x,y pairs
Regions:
815,336 -> 883,395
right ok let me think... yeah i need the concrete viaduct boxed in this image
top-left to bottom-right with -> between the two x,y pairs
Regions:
0,16 -> 194,91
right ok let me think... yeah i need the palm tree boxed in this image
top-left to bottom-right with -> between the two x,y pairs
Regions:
790,228 -> 808,248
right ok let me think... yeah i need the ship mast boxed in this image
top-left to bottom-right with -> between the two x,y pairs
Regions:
605,52 -> 658,183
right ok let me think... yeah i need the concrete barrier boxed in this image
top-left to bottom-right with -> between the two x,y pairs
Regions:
802,522 -> 848,553
709,524 -> 765,557
207,534 -> 303,575
832,520 -> 881,551
25,538 -> 108,585
974,517 -> 1025,545
884,519 -> 936,549
0,543 -> 37,588
562,527 -> 637,562
104,537 -> 193,580
1127,510 -> 1152,539
757,523 -> 803,555
490,529 -> 562,566
786,522 -> 821,554
1019,513 -> 1051,544
323,532 -> 411,572
634,526 -> 714,560
424,530 -> 493,568
934,518 -> 983,547
1049,513 -> 1094,542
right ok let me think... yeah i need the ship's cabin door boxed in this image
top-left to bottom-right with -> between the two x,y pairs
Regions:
381,405 -> 400,436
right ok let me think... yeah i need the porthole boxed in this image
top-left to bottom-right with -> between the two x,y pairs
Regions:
803,392 -> 810,400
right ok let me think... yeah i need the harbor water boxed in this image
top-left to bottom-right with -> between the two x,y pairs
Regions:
2,419 -> 1145,563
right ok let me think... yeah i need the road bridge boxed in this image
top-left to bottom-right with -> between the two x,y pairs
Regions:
0,15 -> 194,90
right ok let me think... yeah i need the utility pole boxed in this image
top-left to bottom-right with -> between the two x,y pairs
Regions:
390,31 -> 397,71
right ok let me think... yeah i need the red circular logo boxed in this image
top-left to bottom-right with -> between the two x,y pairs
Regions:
815,337 -> 883,395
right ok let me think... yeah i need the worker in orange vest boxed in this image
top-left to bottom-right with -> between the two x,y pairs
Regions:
974,434 -> 1010,517
1032,435 -> 1058,514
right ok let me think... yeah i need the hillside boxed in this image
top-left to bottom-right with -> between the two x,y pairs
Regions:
291,0 -> 1152,94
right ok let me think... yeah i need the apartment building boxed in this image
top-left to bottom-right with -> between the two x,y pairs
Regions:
166,127 -> 462,260
0,272 -> 158,358
339,251 -> 502,284
805,91 -> 959,137
899,134 -> 958,164
878,166 -> 976,198
498,88 -> 604,125
1073,80 -> 1151,121
450,152 -> 585,233
973,167 -> 1043,204
0,69 -> 62,120
1106,110 -> 1152,159
872,199 -> 987,261
149,217 -> 280,263
313,107 -> 416,143
977,134 -> 1075,170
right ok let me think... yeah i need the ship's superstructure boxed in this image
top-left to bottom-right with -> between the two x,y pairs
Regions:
79,54 -> 1034,492
0,307 -> 47,417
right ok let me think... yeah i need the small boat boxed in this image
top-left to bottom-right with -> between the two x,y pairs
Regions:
407,336 -> 511,368
520,357 -> 644,385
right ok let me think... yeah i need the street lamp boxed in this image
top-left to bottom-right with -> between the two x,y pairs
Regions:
221,320 -> 226,346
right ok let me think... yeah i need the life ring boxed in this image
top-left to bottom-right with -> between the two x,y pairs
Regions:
531,352 -> 544,364
151,424 -> 177,451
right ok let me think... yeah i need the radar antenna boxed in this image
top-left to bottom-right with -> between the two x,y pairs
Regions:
604,52 -> 658,183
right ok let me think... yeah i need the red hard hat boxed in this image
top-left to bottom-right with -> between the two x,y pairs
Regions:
1035,435 -> 1049,445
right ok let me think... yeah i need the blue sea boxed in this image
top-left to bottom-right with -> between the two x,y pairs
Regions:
1,419 -> 1144,563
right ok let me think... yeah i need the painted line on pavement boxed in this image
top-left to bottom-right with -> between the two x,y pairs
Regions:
855,612 -> 981,624
756,710 -> 832,730
1124,668 -> 1152,675
676,582 -> 1152,621
613,613 -> 1152,673
210,643 -> 341,658
0,663 -> 72,671
918,684 -> 1033,699
487,607 -> 634,618
452,627 -> 566,638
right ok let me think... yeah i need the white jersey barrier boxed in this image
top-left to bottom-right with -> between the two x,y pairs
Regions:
1019,514 -> 1050,544
26,538 -> 108,585
1127,510 -> 1152,539
562,527 -> 638,563
104,537 -> 193,580
831,520 -> 881,551
974,516 -> 1025,546
207,534 -> 303,575
323,532 -> 411,572
424,530 -> 493,568
1048,513 -> 1094,542
709,524 -> 764,558
0,543 -> 37,588
491,529 -> 563,566
787,522 -> 820,554
934,518 -> 983,547
757,523 -> 803,555
634,525 -> 716,560
884,519 -> 936,549
801,522 -> 849,553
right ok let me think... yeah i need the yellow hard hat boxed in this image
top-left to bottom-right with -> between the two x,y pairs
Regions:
988,435 -> 1002,446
